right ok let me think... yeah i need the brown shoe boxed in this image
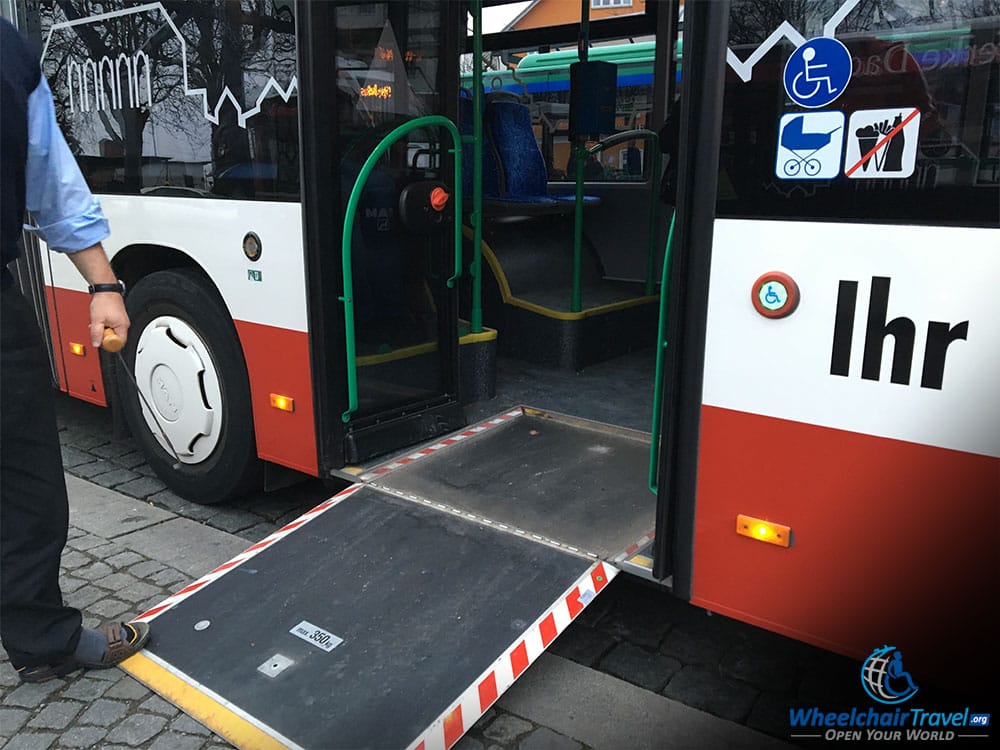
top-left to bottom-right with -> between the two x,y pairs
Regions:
16,621 -> 151,683
75,621 -> 151,668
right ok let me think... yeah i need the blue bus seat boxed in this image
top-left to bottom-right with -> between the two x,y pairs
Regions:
458,93 -> 601,217
485,97 -> 601,214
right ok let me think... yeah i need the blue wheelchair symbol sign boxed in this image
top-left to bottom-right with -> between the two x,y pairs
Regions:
783,37 -> 852,109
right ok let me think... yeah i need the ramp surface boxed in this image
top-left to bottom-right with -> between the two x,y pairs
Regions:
367,408 -> 655,560
125,484 -> 614,749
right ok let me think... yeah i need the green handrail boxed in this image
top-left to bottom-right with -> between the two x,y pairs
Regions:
470,0 -> 484,333
570,0 -> 590,314
586,129 -> 661,295
340,115 -> 464,423
648,211 -> 675,494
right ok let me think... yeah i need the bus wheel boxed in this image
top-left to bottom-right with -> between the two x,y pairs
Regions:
117,269 -> 261,504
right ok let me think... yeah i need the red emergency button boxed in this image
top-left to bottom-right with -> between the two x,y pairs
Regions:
430,187 -> 450,212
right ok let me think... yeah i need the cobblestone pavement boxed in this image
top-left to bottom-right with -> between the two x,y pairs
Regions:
0,395 -> 899,749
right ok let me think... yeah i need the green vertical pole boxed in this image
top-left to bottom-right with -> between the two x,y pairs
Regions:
571,0 -> 590,314
470,0 -> 484,333
648,211 -> 676,493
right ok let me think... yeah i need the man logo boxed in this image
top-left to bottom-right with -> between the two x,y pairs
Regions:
861,645 -> 919,704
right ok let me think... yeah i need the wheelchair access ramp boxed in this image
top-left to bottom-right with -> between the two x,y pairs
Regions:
362,407 -> 656,562
121,478 -> 617,749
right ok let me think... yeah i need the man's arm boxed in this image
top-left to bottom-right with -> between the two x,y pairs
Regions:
25,75 -> 128,348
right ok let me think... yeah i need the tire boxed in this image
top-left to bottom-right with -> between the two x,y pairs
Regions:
117,269 -> 261,504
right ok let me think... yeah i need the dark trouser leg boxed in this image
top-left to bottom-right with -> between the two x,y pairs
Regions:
1,282 -> 81,667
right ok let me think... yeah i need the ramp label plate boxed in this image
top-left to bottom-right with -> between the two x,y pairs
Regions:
289,621 -> 343,652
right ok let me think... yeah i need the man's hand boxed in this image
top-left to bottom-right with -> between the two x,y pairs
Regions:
66,243 -> 130,348
90,292 -> 129,349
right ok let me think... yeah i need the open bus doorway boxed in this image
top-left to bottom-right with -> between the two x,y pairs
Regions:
340,0 -> 682,580
455,0 -> 675,430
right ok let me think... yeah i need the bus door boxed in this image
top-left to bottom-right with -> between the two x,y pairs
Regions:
655,0 -> 999,695
300,1 -> 468,469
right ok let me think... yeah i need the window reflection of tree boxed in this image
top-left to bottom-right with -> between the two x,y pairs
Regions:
41,0 -> 297,198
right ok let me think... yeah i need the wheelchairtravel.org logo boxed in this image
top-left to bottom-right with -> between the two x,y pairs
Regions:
787,645 -> 991,743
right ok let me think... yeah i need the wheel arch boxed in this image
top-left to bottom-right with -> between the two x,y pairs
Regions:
111,244 -> 223,308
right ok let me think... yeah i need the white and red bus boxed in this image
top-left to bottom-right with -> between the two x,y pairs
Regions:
9,0 -> 997,740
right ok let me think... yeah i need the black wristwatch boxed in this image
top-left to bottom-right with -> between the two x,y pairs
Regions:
88,280 -> 126,295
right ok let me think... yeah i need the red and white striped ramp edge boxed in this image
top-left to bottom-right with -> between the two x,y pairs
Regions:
406,561 -> 618,750
616,527 -> 656,563
360,408 -> 523,481
132,483 -> 367,623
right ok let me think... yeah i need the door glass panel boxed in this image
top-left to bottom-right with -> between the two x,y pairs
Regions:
334,2 -> 452,416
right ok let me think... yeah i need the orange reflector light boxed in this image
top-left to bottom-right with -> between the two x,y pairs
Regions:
69,342 -> 86,357
736,514 -> 791,548
269,393 -> 295,412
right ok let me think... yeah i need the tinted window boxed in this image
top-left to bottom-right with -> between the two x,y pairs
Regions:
720,0 -> 999,226
39,0 -> 299,201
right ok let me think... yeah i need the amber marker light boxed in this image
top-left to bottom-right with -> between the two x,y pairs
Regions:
269,393 -> 295,412
69,342 -> 86,356
736,514 -> 791,548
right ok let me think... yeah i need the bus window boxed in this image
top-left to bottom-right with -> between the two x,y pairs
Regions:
464,40 -> 657,183
38,0 -> 299,201
719,0 -> 999,226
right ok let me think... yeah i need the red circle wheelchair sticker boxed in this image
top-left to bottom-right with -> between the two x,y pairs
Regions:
752,272 -> 800,318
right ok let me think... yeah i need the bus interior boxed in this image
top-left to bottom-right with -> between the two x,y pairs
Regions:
322,0 -> 674,576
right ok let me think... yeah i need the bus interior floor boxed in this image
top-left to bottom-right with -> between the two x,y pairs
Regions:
464,347 -> 657,433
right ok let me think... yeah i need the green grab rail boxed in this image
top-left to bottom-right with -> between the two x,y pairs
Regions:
648,210 -> 676,494
470,0 -> 484,333
340,115 -> 464,424
570,0 -> 590,314
586,129 -> 661,295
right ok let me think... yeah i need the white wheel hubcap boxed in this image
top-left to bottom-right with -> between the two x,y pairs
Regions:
134,316 -> 223,464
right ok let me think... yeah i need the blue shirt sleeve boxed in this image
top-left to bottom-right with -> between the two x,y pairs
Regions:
24,74 -> 110,253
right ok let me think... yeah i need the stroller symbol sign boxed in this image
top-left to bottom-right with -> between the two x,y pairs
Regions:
775,112 -> 845,180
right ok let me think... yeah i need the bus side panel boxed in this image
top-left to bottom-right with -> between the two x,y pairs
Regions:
692,406 -> 998,690
233,321 -> 317,476
96,197 -> 319,477
42,258 -> 107,405
691,219 -> 1000,692
43,284 -> 68,395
